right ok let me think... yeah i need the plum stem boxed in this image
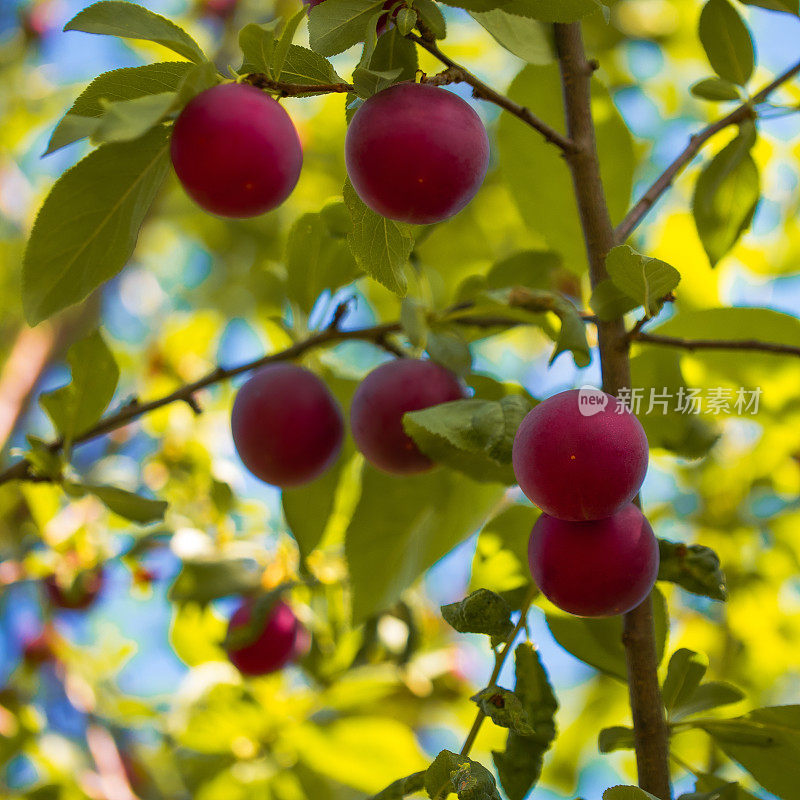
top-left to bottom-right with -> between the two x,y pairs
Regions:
554,21 -> 673,799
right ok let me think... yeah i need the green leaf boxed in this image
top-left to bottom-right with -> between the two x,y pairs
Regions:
39,330 -> 119,445
470,10 -> 554,64
353,66 -> 404,99
414,0 -> 447,37
343,180 -> 412,296
91,91 -> 177,144
658,539 -> 727,601
345,465 -> 503,622
168,557 -> 263,604
425,750 -> 501,800
285,212 -> 359,313
403,396 -> 532,484
691,77 -> 742,101
80,484 -> 167,524
604,788 -> 661,800
401,298 -> 428,348
437,0 -> 512,12
369,772 -> 427,800
470,505 -> 538,602
238,22 -> 277,74
498,65 -> 633,275
23,125 -> 171,325
492,643 -> 558,800
697,706 -> 800,800
472,687 -> 535,736
279,44 -> 345,91
699,0 -> 755,85
693,122 -> 759,266
45,62 -> 193,155
686,775 -> 761,800
498,0 -> 601,23
64,1 -> 206,64
273,9 -> 306,80
662,649 -> 709,713
308,0 -> 388,56
546,587 -> 668,682
604,245 -> 681,317
598,725 -> 635,753
395,7 -> 417,35
671,681 -> 745,721
426,328 -> 472,377
736,0 -> 798,12
590,280 -> 639,322
441,589 -> 514,639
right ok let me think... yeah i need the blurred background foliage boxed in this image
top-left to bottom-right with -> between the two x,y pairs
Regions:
1,0 -> 800,798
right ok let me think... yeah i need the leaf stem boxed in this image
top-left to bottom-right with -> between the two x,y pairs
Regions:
459,586 -> 536,758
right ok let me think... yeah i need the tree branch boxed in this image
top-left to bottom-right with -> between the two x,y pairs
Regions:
553,22 -> 672,799
406,33 -> 576,154
615,58 -> 800,243
632,331 -> 800,358
0,299 -> 593,487
245,75 -> 354,95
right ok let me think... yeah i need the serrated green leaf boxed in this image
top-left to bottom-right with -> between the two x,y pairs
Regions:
278,44 -> 344,91
273,9 -> 306,80
169,558 -> 263,605
470,10 -> 554,64
23,125 -> 171,325
345,465 -> 503,623
64,1 -> 206,64
697,706 -> 800,799
39,330 -> 118,445
81,484 -> 167,524
238,22 -> 278,74
546,587 -> 668,681
91,91 -> 177,144
396,7 -> 417,35
658,539 -> 727,601
441,589 -> 514,639
353,66 -> 404,98
425,750 -> 501,800
308,0 -> 387,56
671,681 -> 745,721
598,725 -> 635,753
415,0 -> 447,37
493,643 -> 558,800
343,180 -> 412,296
691,77 -> 742,101
663,648 -> 709,713
45,62 -> 193,155
605,245 -> 681,317
699,0 -> 755,85
403,396 -> 531,484
693,122 -> 760,266
472,687 -> 535,735
285,212 -> 359,313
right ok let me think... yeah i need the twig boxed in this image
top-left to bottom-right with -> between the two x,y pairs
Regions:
406,33 -> 576,154
244,75 -> 354,95
459,587 -> 537,758
615,58 -> 800,243
632,331 -> 800,358
554,22 -> 672,799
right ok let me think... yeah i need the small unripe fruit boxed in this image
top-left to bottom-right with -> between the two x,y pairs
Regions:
512,389 -> 648,521
231,364 -> 343,488
345,83 -> 490,224
226,600 -> 302,676
350,359 -> 465,475
170,83 -> 302,218
528,504 -> 659,617
44,568 -> 103,611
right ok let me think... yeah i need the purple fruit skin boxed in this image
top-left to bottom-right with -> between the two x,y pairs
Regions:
171,83 -> 302,218
231,364 -> 343,488
528,504 -> 659,617
345,82 -> 490,224
350,359 -> 465,475
512,389 -> 649,521
226,600 -> 301,676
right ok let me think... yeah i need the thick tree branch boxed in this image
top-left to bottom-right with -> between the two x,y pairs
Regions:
0,298 -> 591,487
616,58 -> 800,243
553,22 -> 672,799
632,331 -> 800,358
406,32 -> 576,153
